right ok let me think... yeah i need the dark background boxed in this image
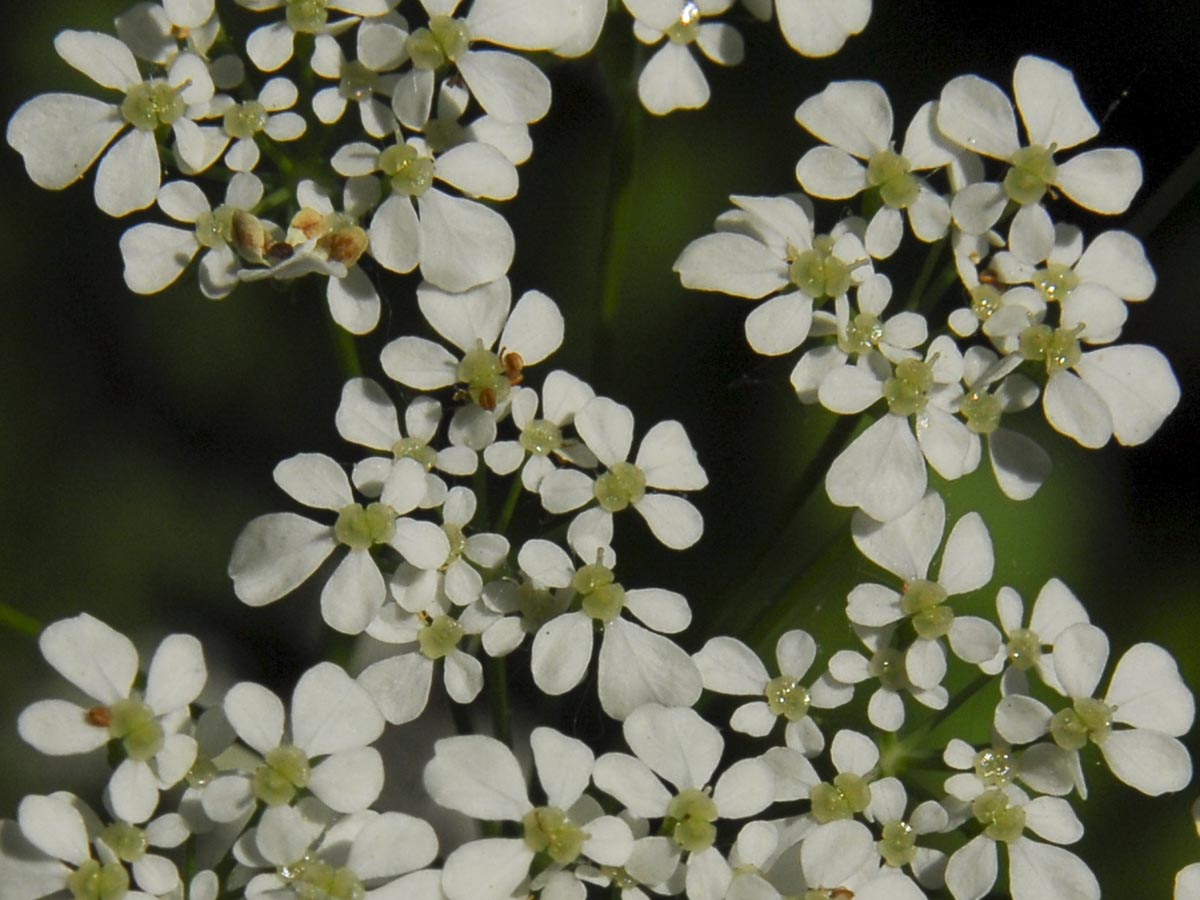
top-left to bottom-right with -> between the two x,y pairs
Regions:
1,0 -> 1198,893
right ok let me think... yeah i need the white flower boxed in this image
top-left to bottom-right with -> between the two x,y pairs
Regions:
692,629 -> 851,754
847,491 -> 1001,688
865,777 -> 947,888
539,396 -> 708,550
994,623 -> 1195,797
520,529 -> 702,720
332,134 -> 518,293
483,371 -> 599,491
381,279 -> 565,449
943,785 -> 1097,900
625,0 -> 744,116
7,31 -> 217,216
207,77 -> 306,171
227,452 -> 451,634
673,195 -> 872,357
771,0 -> 871,58
820,336 -> 976,521
236,0 -> 399,73
357,594 -> 486,723
115,0 -> 245,89
425,729 -> 634,900
828,623 -> 947,732
979,578 -> 1090,696
311,16 -> 408,137
239,178 -> 389,334
390,0 -> 574,130
18,614 -> 205,824
120,173 -> 266,298
231,801 -> 437,899
592,704 -> 777,900
942,738 -> 1080,805
796,82 -> 954,257
937,55 -> 1142,235
203,663 -> 385,823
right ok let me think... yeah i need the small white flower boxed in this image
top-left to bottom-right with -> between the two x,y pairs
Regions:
120,173 -> 267,298
692,629 -> 851,754
994,623 -> 1195,797
381,279 -> 565,449
7,31 -> 217,216
425,729 -> 634,900
18,615 -> 205,824
227,451 -> 450,634
828,623 -> 948,732
538,396 -> 708,550
979,578 -> 1090,696
310,15 -> 408,137
674,195 -> 872,357
624,0 -> 744,116
865,777 -> 947,888
943,738 -> 1080,805
236,0 -> 399,73
937,55 -> 1142,235
796,82 -> 955,257
207,77 -> 306,171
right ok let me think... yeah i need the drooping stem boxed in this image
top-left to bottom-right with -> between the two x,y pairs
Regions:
0,602 -> 40,638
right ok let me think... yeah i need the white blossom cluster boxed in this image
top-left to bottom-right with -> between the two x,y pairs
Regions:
3,2 -> 1197,900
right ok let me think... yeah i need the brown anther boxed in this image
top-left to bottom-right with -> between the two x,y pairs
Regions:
86,705 -> 112,728
501,351 -> 525,385
831,890 -> 854,900
478,388 -> 497,411
978,269 -> 999,285
266,242 -> 296,263
290,208 -> 327,241
319,227 -> 368,266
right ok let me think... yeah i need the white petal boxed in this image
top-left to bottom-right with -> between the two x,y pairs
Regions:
228,512 -> 337,606
638,43 -> 709,115
380,336 -> 459,390
320,550 -> 386,634
937,511 -> 993,595
1075,344 -> 1180,446
622,703 -> 720,791
120,224 -> 198,294
851,488 -> 943,580
693,637 -> 768,694
776,0 -> 870,57
328,267 -> 381,335
1054,148 -> 1142,215
826,415 -> 925,522
223,681 -> 285,755
309,747 -> 384,812
18,794 -> 90,865
349,812 -> 438,879
246,21 -> 296,72
1101,730 -> 1192,797
291,662 -> 385,757
531,727 -> 594,810
6,94 -> 124,190
274,452 -> 354,509
357,654 -> 434,725
435,141 -> 519,200
624,588 -> 691,634
795,80 -> 891,158
425,735 -> 530,820
592,753 -> 672,818
458,49 -> 551,123
1012,56 -> 1098,150
712,758 -> 775,818
937,74 -> 1019,159
1074,231 -> 1155,301
17,700 -> 109,755
94,128 -> 160,216
442,839 -> 533,900
54,31 -> 142,90
1007,840 -> 1098,900
636,421 -> 706,490
988,428 -> 1052,501
531,612 -> 593,695
1105,643 -> 1194,736
744,293 -> 814,356
145,634 -> 206,714
418,189 -> 515,292
598,621 -> 702,721
500,290 -> 565,367
944,835 -> 997,900
1043,370 -> 1112,449
673,232 -> 788,298
38,613 -> 138,704
634,494 -> 704,550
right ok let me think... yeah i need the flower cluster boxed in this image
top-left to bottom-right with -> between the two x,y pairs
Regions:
2,2 -> 1195,900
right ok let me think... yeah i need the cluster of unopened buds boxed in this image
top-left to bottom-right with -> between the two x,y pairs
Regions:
2,1 -> 1195,899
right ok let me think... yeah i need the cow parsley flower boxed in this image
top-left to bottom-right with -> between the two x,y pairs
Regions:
979,578 -> 1090,696
18,614 -> 205,824
994,623 -> 1195,797
227,452 -> 450,634
236,0 -> 399,73
7,31 -> 217,217
310,16 -> 408,138
828,622 -> 948,731
207,77 -> 306,172
425,729 -> 634,900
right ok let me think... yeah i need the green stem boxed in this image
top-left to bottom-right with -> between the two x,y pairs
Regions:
327,313 -> 363,380
904,237 -> 947,311
901,671 -> 995,750
0,602 -> 40,638
488,654 -> 512,747
493,474 -> 524,536
449,694 -> 475,737
473,467 -> 491,530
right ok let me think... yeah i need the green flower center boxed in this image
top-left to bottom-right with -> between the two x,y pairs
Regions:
100,824 -> 147,863
593,461 -> 646,512
764,675 -> 811,721
960,388 -> 1003,435
523,806 -> 586,864
1019,324 -> 1082,375
788,235 -> 852,300
518,582 -> 567,629
407,15 -> 471,70
810,772 -> 872,823
520,419 -> 564,456
1032,263 -> 1079,304
869,646 -> 907,691
253,743 -> 311,807
379,143 -> 436,198
68,859 -> 130,900
393,436 -> 438,470
878,820 -> 917,868
339,61 -> 379,102
286,0 -> 328,34
972,788 -> 1026,843
334,502 -> 397,550
186,751 -> 219,788
1006,628 -> 1042,671
442,523 -> 467,564
866,149 -> 920,209
195,206 -> 237,250
121,81 -> 187,131
418,614 -> 464,660
973,747 -> 1016,787
666,1 -> 701,43
223,100 -> 268,140
839,312 -> 884,356
883,358 -> 935,416
456,345 -> 511,411
970,283 -> 1002,321
572,562 -> 625,623
1004,144 -> 1057,207
107,697 -> 165,762
666,788 -> 718,853
1050,697 -> 1113,751
901,579 -> 953,640
281,854 -> 365,900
